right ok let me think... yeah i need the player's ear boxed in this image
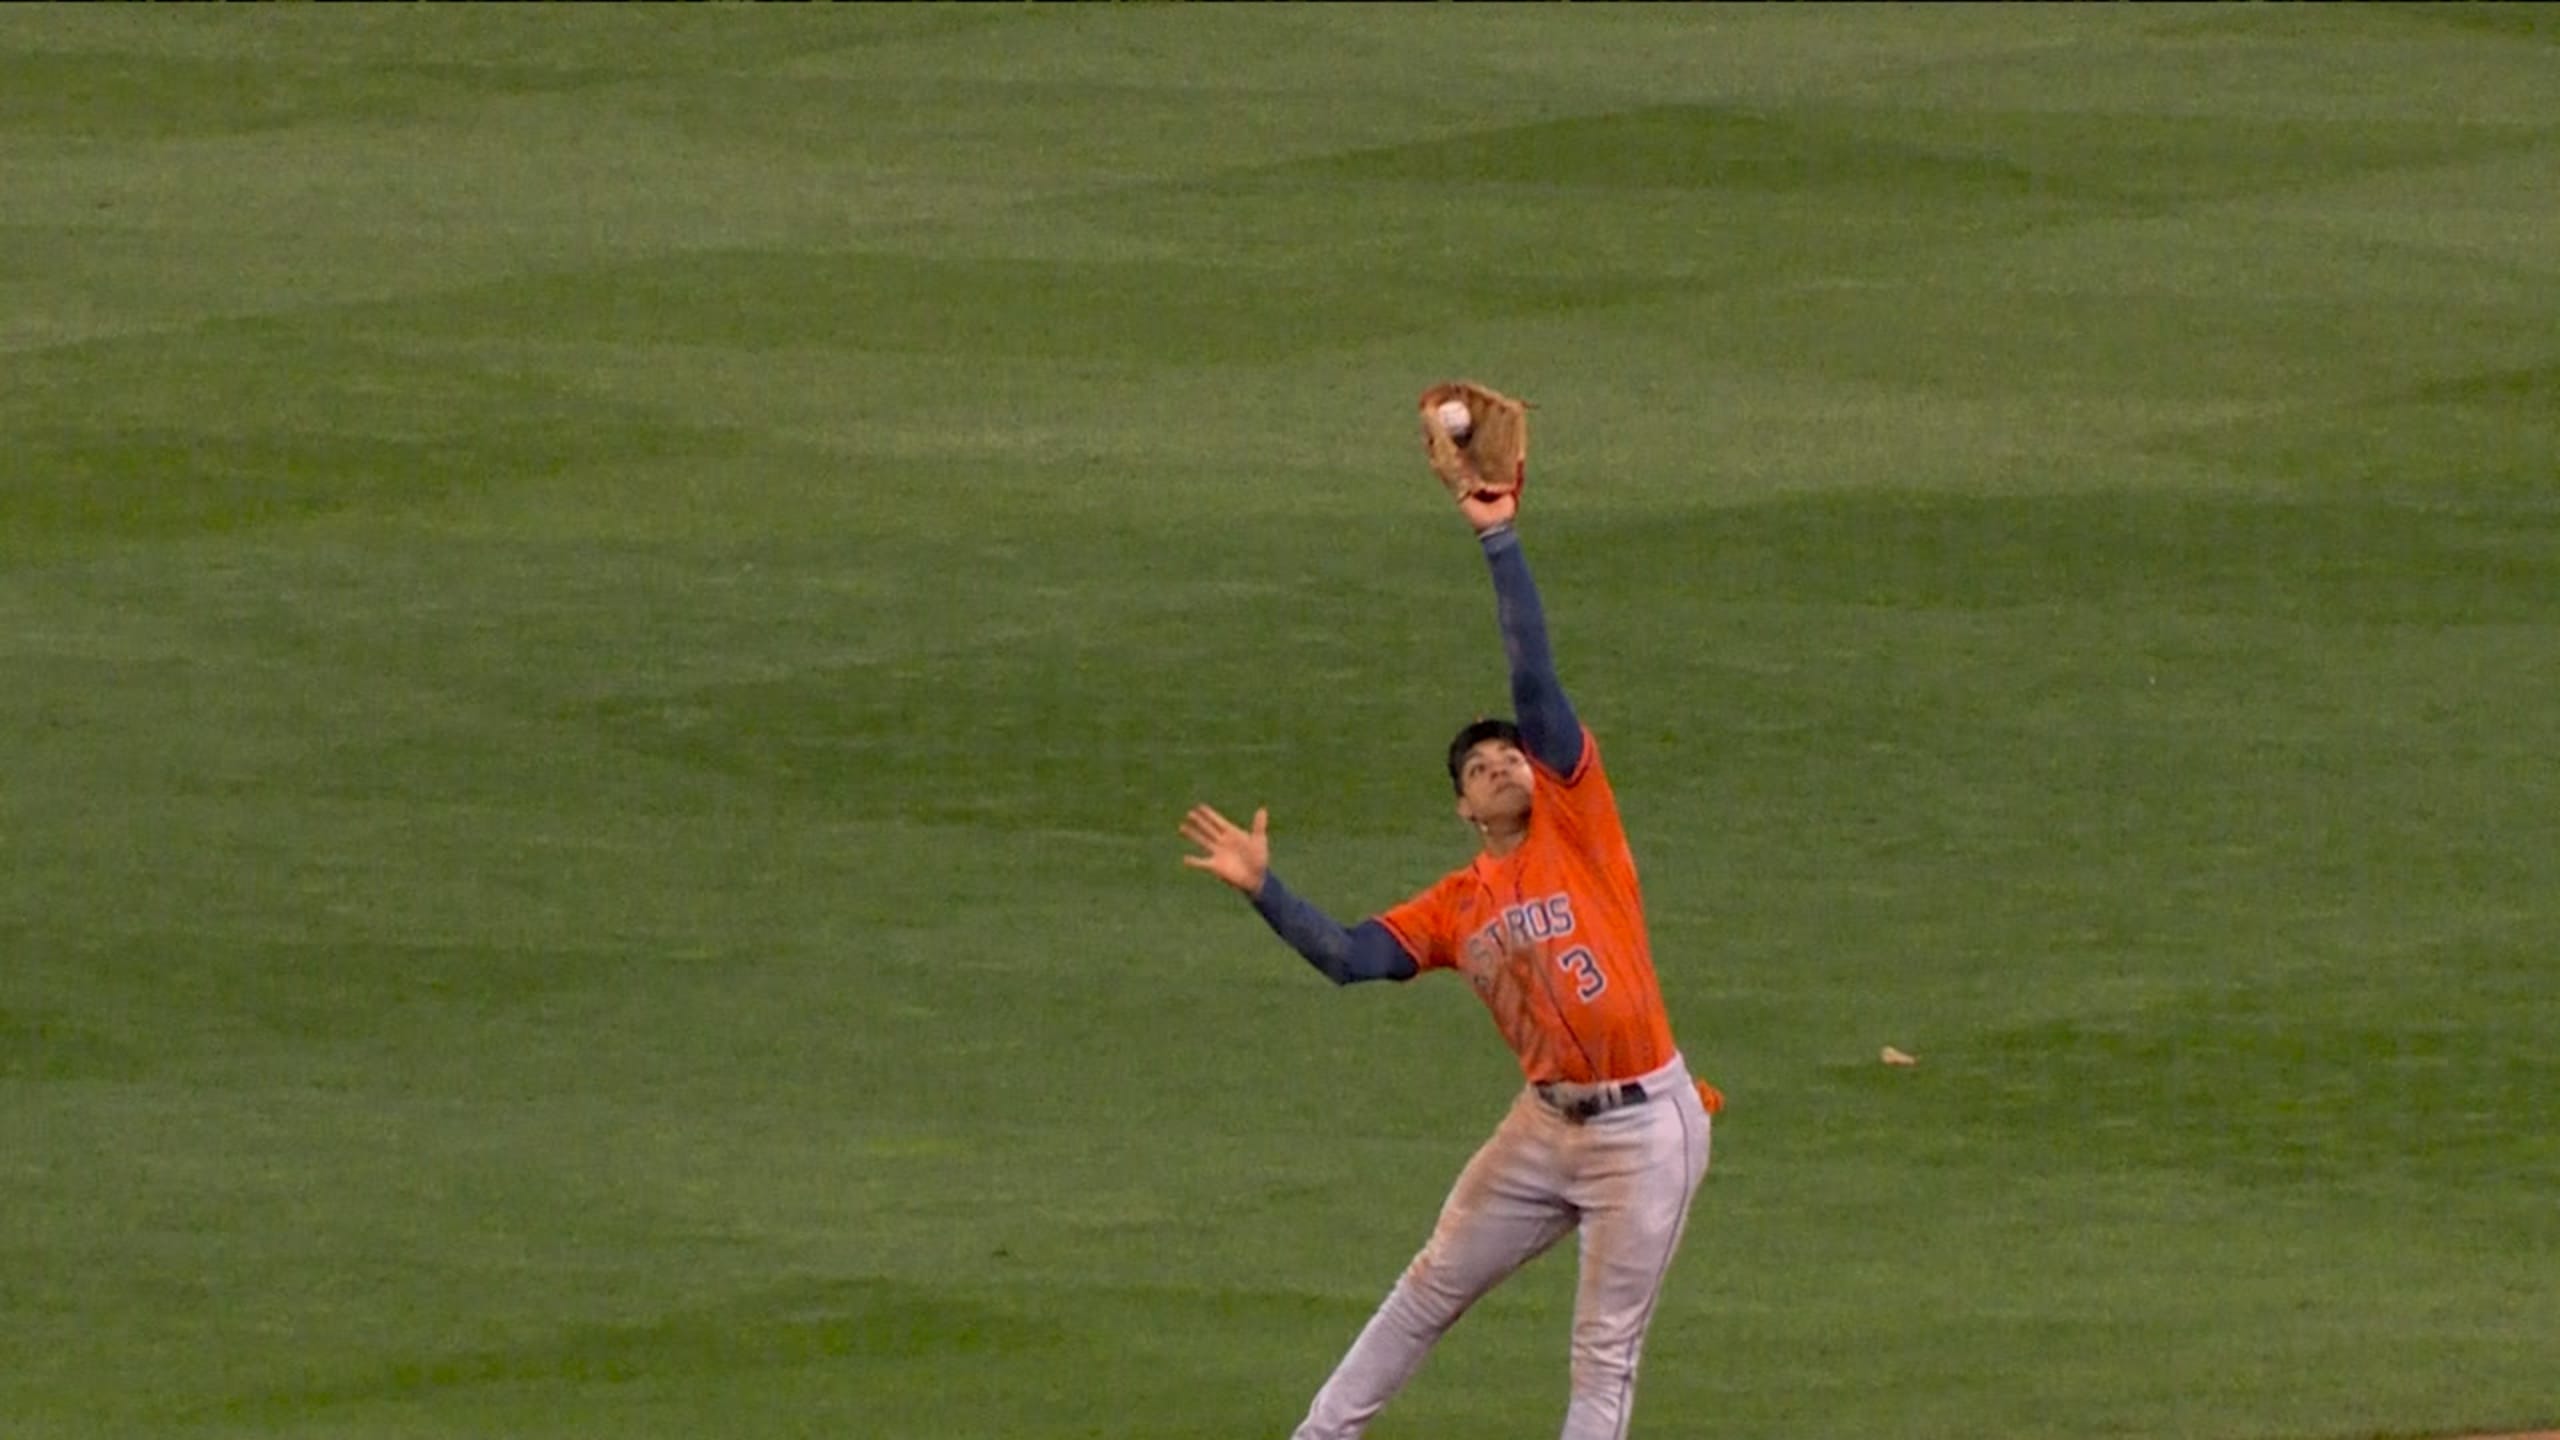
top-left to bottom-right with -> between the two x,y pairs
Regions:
1455,795 -> 1493,833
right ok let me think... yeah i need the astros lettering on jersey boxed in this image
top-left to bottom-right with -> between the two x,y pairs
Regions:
1378,726 -> 1696,1093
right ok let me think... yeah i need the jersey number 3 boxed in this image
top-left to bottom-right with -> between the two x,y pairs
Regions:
1556,946 -> 1606,1002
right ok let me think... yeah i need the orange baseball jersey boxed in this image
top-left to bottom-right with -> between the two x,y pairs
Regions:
1375,727 -> 1677,1087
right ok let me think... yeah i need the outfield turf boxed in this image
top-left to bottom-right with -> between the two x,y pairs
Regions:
4,7 -> 2558,1439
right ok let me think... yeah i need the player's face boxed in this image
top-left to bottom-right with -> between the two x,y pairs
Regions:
1457,739 -> 1534,826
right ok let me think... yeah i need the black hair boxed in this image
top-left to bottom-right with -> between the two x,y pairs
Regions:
1446,717 -> 1524,794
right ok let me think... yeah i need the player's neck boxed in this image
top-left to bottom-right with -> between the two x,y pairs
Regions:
1477,818 -> 1529,858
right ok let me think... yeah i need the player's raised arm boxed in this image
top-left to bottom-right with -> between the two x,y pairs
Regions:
1458,497 -> 1585,778
1423,382 -> 1583,778
1179,805 -> 1418,985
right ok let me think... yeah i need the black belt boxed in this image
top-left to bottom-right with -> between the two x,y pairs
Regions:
1536,1079 -> 1649,1123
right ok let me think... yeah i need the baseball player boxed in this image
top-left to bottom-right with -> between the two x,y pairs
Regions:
1179,404 -> 1718,1440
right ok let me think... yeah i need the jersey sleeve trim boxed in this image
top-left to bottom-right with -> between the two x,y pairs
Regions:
1374,907 -> 1437,971
1536,723 -> 1600,789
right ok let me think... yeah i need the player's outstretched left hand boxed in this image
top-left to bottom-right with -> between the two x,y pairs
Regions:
1179,804 -> 1271,896
1458,489 -> 1518,535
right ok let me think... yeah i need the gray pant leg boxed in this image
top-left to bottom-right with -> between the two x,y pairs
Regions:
1294,1097 -> 1575,1440
1559,1091 -> 1712,1440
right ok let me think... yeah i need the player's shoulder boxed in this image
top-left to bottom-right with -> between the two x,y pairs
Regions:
1533,723 -> 1607,791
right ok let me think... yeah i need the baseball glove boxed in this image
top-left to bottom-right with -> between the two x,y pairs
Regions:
1418,381 -> 1529,502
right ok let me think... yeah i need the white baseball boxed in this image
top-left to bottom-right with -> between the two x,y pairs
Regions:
1435,398 -> 1473,441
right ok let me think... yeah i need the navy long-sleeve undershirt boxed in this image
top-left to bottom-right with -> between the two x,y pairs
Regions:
1243,524 -> 1582,985
1251,872 -> 1418,984
1481,522 -> 1583,776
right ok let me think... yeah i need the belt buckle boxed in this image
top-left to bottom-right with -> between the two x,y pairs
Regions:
1587,1081 -> 1645,1120
1548,1081 -> 1646,1123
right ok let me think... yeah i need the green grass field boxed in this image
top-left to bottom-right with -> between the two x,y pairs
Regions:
5,7 -> 2558,1439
